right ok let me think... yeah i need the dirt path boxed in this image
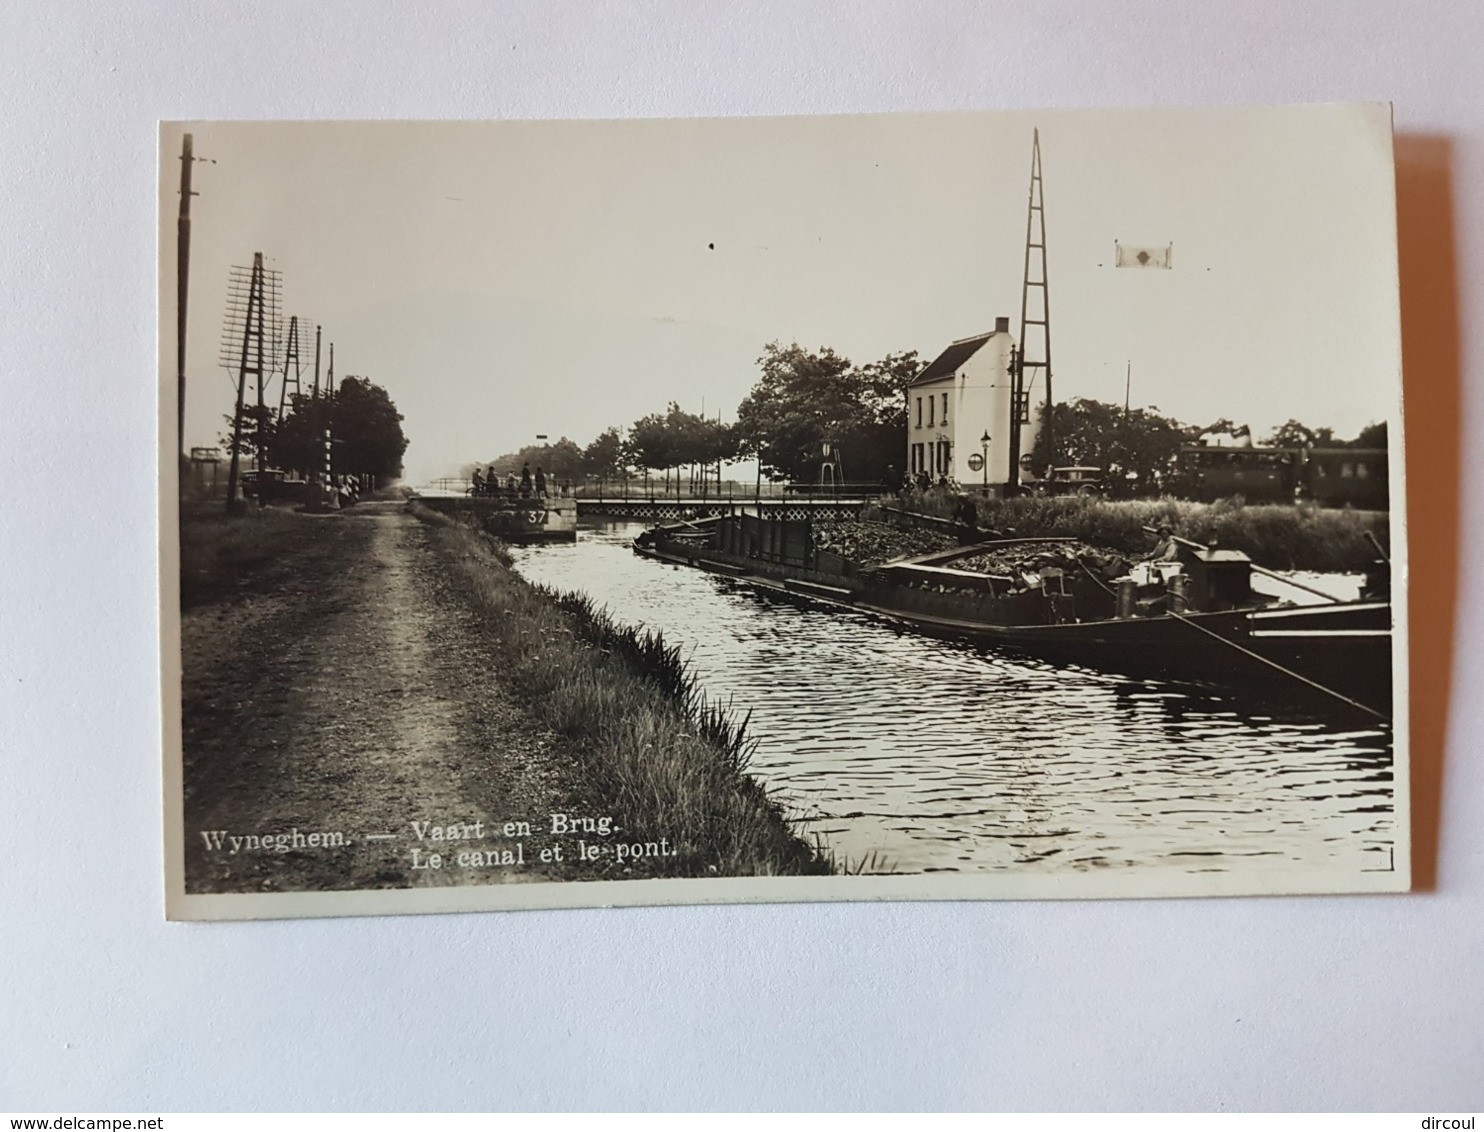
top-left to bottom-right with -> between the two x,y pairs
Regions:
181,502 -> 581,893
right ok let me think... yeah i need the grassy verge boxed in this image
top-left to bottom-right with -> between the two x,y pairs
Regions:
884,490 -> 1387,573
408,502 -> 830,878
178,503 -> 312,609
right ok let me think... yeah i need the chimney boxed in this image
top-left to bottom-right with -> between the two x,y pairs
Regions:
994,316 -> 1010,333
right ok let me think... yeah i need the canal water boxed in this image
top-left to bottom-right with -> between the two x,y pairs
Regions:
509,522 -> 1394,881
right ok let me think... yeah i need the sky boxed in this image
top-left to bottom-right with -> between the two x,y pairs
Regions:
160,105 -> 1402,485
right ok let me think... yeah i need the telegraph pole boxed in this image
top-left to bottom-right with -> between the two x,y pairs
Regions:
312,324 -> 322,399
276,316 -> 303,423
224,254 -> 268,513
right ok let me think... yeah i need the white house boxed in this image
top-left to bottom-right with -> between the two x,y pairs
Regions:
906,316 -> 1044,492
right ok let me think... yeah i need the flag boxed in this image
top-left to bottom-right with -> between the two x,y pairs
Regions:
1114,241 -> 1173,269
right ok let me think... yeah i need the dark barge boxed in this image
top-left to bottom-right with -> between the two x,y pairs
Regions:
632,510 -> 1393,718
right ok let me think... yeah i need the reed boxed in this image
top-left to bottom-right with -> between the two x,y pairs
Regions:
410,501 -> 829,877
889,492 -> 1387,573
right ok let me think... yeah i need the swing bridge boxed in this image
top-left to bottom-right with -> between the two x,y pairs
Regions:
414,479 -> 878,523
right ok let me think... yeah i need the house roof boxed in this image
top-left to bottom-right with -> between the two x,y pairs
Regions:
909,332 -> 996,387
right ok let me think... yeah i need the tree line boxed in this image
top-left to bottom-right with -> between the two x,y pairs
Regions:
471,342 -> 922,489
470,339 -> 1388,494
1034,400 -> 1388,493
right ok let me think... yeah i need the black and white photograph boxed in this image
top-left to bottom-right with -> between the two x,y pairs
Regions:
161,104 -> 1408,919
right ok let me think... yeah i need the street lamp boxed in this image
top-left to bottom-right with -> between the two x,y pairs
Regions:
981,430 -> 991,492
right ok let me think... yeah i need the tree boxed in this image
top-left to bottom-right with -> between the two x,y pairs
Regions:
334,377 -> 410,479
582,427 -> 627,478
627,408 -> 684,489
484,438 -> 584,484
1034,398 -> 1187,493
264,394 -> 330,475
1352,421 -> 1388,448
221,403 -> 279,466
733,342 -> 919,482
1264,419 -> 1335,449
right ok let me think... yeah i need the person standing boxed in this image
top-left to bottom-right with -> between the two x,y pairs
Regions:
534,466 -> 547,498
953,493 -> 979,545
520,462 -> 533,497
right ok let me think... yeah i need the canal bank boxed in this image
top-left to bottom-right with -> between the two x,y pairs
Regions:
178,501 -> 826,894
408,504 -> 829,879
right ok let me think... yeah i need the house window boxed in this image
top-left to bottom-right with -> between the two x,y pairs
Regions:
927,396 -> 934,427
942,392 -> 949,425
915,397 -> 922,429
911,443 -> 925,474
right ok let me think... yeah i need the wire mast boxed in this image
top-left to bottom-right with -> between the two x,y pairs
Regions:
219,254 -> 279,511
222,254 -> 267,511
1010,128 -> 1053,492
277,315 -> 304,422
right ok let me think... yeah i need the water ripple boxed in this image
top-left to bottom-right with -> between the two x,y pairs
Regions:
511,523 -> 1394,880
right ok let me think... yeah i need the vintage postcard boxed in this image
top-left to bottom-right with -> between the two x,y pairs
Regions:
161,104 -> 1408,920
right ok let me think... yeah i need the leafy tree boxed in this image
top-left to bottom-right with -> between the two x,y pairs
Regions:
221,403 -> 279,465
485,438 -> 584,484
856,351 -> 922,430
333,376 -> 410,479
264,377 -> 409,480
627,408 -> 683,490
734,343 -> 856,480
733,342 -> 919,482
1264,419 -> 1335,449
269,389 -> 345,476
1034,398 -> 1187,494
582,427 -> 628,478
1352,421 -> 1388,448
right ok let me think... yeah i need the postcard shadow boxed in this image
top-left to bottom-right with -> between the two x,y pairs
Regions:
1395,134 -> 1459,891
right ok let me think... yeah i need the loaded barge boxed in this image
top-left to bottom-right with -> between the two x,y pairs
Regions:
633,509 -> 1393,718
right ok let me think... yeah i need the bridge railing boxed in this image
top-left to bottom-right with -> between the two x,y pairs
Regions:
419,476 -> 887,502
572,479 -> 882,502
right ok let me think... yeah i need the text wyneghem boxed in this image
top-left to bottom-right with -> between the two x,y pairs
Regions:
196,812 -> 678,870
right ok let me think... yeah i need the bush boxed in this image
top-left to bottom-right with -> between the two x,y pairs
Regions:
882,493 -> 1385,572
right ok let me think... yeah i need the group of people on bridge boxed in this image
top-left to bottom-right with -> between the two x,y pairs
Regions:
469,462 -> 570,500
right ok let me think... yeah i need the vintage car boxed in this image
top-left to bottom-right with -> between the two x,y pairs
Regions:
1030,466 -> 1104,498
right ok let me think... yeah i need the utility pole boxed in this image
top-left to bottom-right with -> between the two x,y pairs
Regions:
224,254 -> 267,513
312,324 -> 322,399
254,268 -> 280,464
1011,128 -> 1054,492
277,315 -> 303,423
175,133 -> 194,465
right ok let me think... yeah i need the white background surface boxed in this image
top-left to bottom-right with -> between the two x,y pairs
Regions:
2,0 -> 1480,1112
